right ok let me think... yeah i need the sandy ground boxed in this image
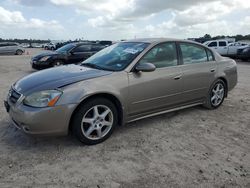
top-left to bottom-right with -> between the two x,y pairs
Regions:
0,48 -> 249,188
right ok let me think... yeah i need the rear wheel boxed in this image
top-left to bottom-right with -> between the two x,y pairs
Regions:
203,79 -> 226,109
16,50 -> 23,55
72,98 -> 118,145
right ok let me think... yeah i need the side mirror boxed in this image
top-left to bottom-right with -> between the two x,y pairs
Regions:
135,63 -> 156,72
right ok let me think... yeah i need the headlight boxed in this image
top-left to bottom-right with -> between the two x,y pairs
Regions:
40,56 -> 50,61
23,90 -> 62,108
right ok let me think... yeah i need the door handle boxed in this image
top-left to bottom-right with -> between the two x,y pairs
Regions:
210,68 -> 216,72
174,75 -> 182,80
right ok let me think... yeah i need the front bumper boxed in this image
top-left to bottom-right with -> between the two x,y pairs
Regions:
5,100 -> 77,136
30,60 -> 52,70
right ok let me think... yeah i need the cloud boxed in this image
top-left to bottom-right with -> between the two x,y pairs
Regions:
0,6 -> 63,39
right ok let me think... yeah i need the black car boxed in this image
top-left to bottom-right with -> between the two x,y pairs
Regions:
31,43 -> 106,69
237,46 -> 250,61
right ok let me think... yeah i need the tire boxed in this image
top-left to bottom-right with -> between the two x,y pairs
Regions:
51,47 -> 55,51
16,50 -> 23,55
203,79 -> 226,109
52,60 -> 64,67
45,46 -> 48,50
72,98 -> 118,145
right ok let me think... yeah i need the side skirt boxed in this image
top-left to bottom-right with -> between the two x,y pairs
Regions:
127,102 -> 203,123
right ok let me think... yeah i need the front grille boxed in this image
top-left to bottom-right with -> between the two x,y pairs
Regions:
9,87 -> 21,104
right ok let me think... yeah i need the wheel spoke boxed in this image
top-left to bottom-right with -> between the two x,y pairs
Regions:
82,118 -> 93,124
102,120 -> 112,127
211,95 -> 216,102
100,109 -> 111,119
96,128 -> 102,138
86,125 -> 95,136
93,106 -> 99,118
216,84 -> 220,92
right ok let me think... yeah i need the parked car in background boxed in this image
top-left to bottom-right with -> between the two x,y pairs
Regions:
31,43 -> 43,48
5,38 -> 237,145
20,43 -> 30,48
204,40 -> 249,57
0,42 -> 25,55
204,40 -> 231,56
237,46 -> 250,61
30,42 -> 106,69
226,42 -> 249,57
44,43 -> 57,50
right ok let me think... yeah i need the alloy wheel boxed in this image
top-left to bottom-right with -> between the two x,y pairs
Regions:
81,105 -> 113,140
211,83 -> 225,107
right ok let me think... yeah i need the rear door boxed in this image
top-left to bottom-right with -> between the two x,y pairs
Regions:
178,42 -> 217,103
127,42 -> 183,118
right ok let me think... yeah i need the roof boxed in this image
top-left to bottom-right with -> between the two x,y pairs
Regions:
125,38 -> 192,44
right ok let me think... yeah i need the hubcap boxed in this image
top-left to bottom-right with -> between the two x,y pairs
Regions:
211,83 -> 224,106
81,105 -> 113,140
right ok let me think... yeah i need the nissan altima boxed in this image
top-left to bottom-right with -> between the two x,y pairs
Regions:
4,38 -> 237,145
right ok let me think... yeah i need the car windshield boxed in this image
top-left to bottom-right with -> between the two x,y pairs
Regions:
56,43 -> 75,52
81,42 -> 149,71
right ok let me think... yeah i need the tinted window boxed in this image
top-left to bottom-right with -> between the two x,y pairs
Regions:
206,49 -> 214,61
180,43 -> 208,64
208,42 -> 217,47
74,45 -> 91,52
219,41 -> 227,47
92,45 -> 105,51
56,43 -> 75,52
139,42 -> 178,68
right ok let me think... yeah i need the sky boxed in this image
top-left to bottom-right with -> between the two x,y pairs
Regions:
0,0 -> 250,40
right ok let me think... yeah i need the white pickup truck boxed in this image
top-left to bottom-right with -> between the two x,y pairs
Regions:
203,40 -> 249,56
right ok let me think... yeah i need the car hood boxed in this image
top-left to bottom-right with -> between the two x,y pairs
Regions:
14,64 -> 112,95
32,51 -> 61,60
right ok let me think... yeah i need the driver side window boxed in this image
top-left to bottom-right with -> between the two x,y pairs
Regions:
139,42 -> 178,68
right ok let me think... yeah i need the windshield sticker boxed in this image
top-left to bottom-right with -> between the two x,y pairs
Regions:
123,48 -> 140,54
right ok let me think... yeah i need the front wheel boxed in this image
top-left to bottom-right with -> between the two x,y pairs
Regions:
203,79 -> 226,109
72,98 -> 118,145
52,60 -> 64,67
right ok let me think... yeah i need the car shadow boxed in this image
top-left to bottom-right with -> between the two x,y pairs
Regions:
1,106 -> 201,149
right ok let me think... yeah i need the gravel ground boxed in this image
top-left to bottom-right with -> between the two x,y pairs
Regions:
0,49 -> 249,188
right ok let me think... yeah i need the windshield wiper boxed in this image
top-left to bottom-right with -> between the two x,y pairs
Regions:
82,63 -> 113,71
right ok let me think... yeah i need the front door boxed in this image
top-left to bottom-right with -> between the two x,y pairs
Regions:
68,45 -> 92,64
127,42 -> 183,119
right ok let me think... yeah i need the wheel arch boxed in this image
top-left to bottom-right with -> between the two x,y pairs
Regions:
68,93 -> 124,133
